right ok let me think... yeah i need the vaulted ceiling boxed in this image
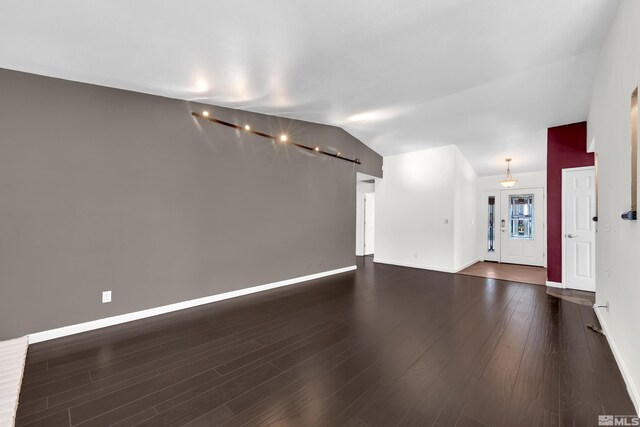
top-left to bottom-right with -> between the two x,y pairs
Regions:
0,0 -> 619,175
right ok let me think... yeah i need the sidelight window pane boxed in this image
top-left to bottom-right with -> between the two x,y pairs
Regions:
487,196 -> 496,252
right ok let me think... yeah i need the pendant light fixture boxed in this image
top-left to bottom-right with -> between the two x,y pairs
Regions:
500,158 -> 518,188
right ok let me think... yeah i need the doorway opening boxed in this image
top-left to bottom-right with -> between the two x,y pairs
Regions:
356,173 -> 376,256
480,187 -> 545,267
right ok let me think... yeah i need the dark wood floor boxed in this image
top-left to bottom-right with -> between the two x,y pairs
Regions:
16,257 -> 635,426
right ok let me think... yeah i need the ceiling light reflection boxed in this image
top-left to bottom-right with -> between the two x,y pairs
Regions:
347,108 -> 403,123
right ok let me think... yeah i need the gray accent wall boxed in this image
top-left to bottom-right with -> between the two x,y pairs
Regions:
0,68 -> 382,340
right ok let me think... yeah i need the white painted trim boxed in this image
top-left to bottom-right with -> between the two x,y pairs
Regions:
28,265 -> 357,344
373,258 -> 478,274
562,165 -> 597,173
374,258 -> 452,272
363,193 -> 375,256
546,280 -> 564,288
594,307 -> 640,413
562,169 -> 566,287
453,259 -> 479,273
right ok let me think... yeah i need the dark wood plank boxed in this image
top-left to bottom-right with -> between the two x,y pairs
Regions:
434,285 -> 528,426
220,335 -> 369,425
110,408 -> 158,427
21,410 -> 70,427
558,301 -> 604,426
19,372 -> 91,405
136,363 -> 282,426
502,292 -> 560,426
14,398 -> 47,419
458,285 -> 538,426
183,405 -> 234,427
580,305 -> 637,415
324,278 -> 505,426
214,322 -> 332,375
68,339 -> 265,425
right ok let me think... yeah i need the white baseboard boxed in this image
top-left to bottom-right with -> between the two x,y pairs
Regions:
594,307 -> 640,414
546,280 -> 564,288
373,258 -> 473,274
28,265 -> 357,344
453,259 -> 479,273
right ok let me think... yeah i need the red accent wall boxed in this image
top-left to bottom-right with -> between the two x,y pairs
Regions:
547,122 -> 594,283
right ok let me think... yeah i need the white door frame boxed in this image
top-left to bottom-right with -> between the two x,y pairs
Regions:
363,193 -> 375,255
561,166 -> 596,290
499,187 -> 545,266
479,187 -> 546,265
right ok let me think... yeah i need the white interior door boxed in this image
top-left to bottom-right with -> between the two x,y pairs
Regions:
363,194 -> 375,255
500,188 -> 544,266
563,167 -> 596,291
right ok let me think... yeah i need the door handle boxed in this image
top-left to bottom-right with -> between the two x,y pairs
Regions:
565,234 -> 577,238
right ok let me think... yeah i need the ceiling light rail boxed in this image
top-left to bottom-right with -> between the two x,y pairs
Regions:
192,112 -> 361,165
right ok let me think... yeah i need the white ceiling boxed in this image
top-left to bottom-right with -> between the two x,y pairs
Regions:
0,0 -> 619,175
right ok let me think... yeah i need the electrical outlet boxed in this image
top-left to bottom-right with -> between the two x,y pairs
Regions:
102,291 -> 112,304
605,268 -> 610,277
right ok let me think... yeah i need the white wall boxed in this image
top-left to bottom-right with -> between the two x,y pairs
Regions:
476,171 -> 547,264
375,145 -> 478,272
587,0 -> 640,411
454,148 -> 479,270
